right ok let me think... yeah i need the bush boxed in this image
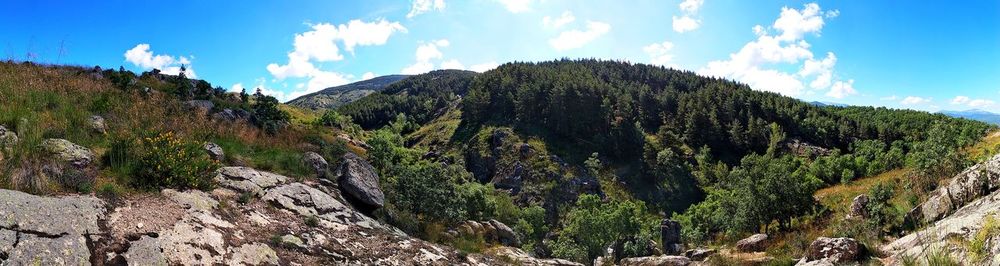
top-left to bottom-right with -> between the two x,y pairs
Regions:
250,92 -> 290,134
133,131 -> 217,190
551,195 -> 658,263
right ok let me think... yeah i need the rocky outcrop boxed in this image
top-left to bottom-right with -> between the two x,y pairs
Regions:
0,189 -> 105,265
263,183 -> 349,217
488,246 -> 583,266
40,138 -> 95,168
334,152 -> 384,209
214,166 -> 289,196
735,234 -> 769,252
684,248 -> 715,261
907,153 -> 1000,225
446,219 -> 520,247
184,100 -> 215,112
204,142 -> 225,161
88,115 -> 107,134
212,108 -> 250,122
618,255 -> 690,266
303,151 -> 329,178
803,237 -> 860,263
661,219 -> 683,255
847,194 -> 869,220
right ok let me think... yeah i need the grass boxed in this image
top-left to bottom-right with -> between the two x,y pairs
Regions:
965,130 -> 1000,162
966,213 -> 1000,262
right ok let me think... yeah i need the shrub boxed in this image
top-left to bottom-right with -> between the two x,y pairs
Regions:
305,216 -> 320,227
133,131 -> 217,190
250,92 -> 290,134
551,195 -> 658,263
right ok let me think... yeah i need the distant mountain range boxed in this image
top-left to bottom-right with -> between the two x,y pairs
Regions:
286,75 -> 409,110
940,109 -> 1000,125
809,101 -> 849,107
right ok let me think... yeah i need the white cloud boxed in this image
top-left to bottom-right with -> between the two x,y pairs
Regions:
401,61 -> 435,75
643,41 -> 676,67
951,96 -> 970,105
672,16 -> 701,33
441,59 -> 465,69
548,21 -> 611,51
495,0 -> 534,13
543,11 -> 575,29
825,79 -> 856,99
407,0 -> 445,18
229,83 -> 244,93
402,39 -> 450,74
901,96 -> 931,105
361,72 -> 376,80
825,9 -> 840,18
679,0 -> 704,13
699,3 -> 852,98
470,62 -> 499,72
880,95 -> 898,101
124,44 -> 197,78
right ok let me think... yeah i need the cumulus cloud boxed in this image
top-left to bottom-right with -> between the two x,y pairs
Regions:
951,96 -> 995,108
361,72 -> 376,80
672,0 -> 704,33
495,0 -> 534,13
402,39 -> 449,74
543,11 -> 575,29
124,44 -> 197,78
470,62 -> 499,72
549,21 -> 611,51
880,95 -> 898,101
407,0 -> 445,18
901,96 -> 931,105
643,41 -> 676,67
229,83 -> 244,93
699,3 -> 854,98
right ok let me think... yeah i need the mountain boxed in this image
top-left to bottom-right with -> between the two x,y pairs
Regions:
809,101 -> 849,107
940,109 -> 1000,125
286,74 -> 409,110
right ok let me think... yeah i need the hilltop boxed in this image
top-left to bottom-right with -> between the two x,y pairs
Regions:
286,75 -> 409,110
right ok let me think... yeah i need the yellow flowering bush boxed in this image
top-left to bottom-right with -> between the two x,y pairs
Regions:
134,131 -> 217,190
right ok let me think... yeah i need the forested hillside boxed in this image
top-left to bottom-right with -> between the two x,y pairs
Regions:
286,74 -> 409,110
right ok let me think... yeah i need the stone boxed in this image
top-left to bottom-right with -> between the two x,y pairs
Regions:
184,100 -> 215,111
0,125 -> 18,148
263,183 -> 348,217
489,219 -> 521,246
163,189 -> 219,211
906,153 -> 1000,225
281,234 -> 307,248
492,162 -> 525,194
214,166 -> 289,196
661,219 -> 683,255
303,151 -> 329,178
805,237 -> 860,263
847,194 -> 869,219
0,189 -> 105,236
227,243 -> 279,266
204,142 -> 225,161
123,235 -> 168,266
6,234 -> 91,265
334,152 -> 385,209
618,255 -> 691,266
212,108 -> 250,122
490,246 -> 584,266
159,217 -> 226,265
735,234 -> 769,252
89,115 -> 107,134
684,248 -> 716,261
40,138 -> 95,168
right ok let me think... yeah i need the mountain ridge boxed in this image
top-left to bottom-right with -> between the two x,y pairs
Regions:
286,74 -> 409,109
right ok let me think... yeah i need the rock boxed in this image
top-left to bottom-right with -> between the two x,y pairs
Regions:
0,189 -> 105,265
159,217 -> 227,265
212,108 -> 250,122
204,142 -> 225,161
0,125 -> 17,148
489,219 -> 521,247
303,151 -> 329,178
163,189 -> 219,211
618,255 -> 691,266
907,153 -> 1000,225
847,194 -> 869,219
227,243 -> 279,266
805,237 -> 860,263
40,138 -> 95,168
6,234 -> 91,265
263,183 -> 348,217
124,235 -> 168,266
89,115 -> 107,134
684,248 -> 716,261
492,162 -> 525,194
334,152 -> 385,209
184,100 -> 215,111
214,166 -> 289,196
661,219 -> 683,255
735,234 -> 769,252
518,143 -> 533,158
489,246 -> 584,266
281,234 -> 307,248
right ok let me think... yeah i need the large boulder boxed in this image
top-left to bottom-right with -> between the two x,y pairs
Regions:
0,189 -> 106,264
184,100 -> 215,112
303,151 -> 329,178
262,183 -> 348,217
40,138 -> 95,168
618,255 -> 690,266
491,162 -> 525,194
661,219 -> 683,255
735,234 -> 769,252
489,219 -> 520,247
211,108 -> 250,122
334,152 -> 384,209
684,248 -> 716,261
846,194 -> 869,219
907,153 -> 1000,225
203,142 -> 224,161
213,166 -> 288,196
805,237 -> 861,263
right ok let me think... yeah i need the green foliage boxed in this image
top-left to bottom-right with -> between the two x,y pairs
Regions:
338,70 -> 477,129
133,131 -> 217,190
305,216 -> 320,227
250,91 -> 290,134
865,182 -> 899,232
966,214 -> 1000,262
514,205 -> 548,251
316,110 -> 362,136
551,194 -> 658,263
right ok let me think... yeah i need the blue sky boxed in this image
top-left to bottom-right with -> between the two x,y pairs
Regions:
2,0 -> 999,112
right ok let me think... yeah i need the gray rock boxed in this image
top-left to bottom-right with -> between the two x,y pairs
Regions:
0,189 -> 105,236
618,255 -> 691,266
163,189 -> 219,211
185,100 -> 215,111
805,237 -> 860,263
227,243 -> 279,266
684,248 -> 716,261
303,152 -> 329,178
204,142 -> 225,161
6,234 -> 91,265
263,183 -> 348,216
334,153 -> 385,209
212,108 -> 250,122
88,115 -> 107,134
492,246 -> 583,266
847,194 -> 869,219
492,162 -> 525,194
661,219 -> 683,255
489,219 -> 521,247
159,217 -> 226,265
40,138 -> 95,168
0,125 -> 17,148
907,153 -> 1000,225
124,235 -> 168,266
214,167 -> 289,196
735,234 -> 769,252
281,234 -> 307,248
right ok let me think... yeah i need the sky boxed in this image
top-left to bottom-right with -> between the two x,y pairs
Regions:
2,0 -> 999,112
